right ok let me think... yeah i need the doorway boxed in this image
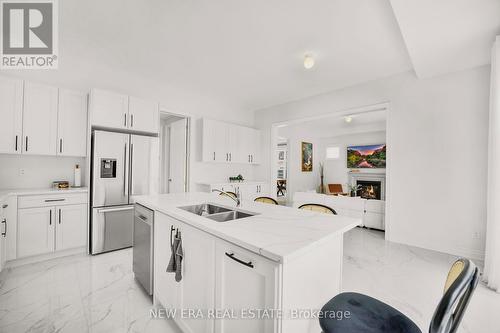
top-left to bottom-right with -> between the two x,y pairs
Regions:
159,112 -> 190,193
269,102 -> 392,238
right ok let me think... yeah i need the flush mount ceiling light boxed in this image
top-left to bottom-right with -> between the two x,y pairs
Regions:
344,116 -> 353,123
303,54 -> 315,69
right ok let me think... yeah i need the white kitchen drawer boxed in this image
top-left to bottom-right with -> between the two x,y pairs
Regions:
18,193 -> 88,209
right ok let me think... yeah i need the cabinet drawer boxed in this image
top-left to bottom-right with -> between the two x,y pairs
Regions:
18,193 -> 87,209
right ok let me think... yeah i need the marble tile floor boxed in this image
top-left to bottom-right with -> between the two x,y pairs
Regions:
0,227 -> 498,333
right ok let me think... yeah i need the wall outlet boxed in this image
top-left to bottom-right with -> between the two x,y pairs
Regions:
19,168 -> 25,176
473,232 -> 481,240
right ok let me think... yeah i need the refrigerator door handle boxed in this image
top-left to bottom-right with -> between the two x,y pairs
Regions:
129,143 -> 134,195
98,206 -> 134,213
124,142 -> 129,196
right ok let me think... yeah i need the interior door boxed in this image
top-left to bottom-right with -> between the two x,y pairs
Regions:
169,119 -> 187,193
57,89 -> 88,157
130,135 -> 152,196
0,77 -> 23,154
22,82 -> 58,155
92,131 -> 129,207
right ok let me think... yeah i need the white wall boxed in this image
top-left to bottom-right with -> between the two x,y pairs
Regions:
255,67 -> 490,259
320,131 -> 386,188
0,155 -> 85,189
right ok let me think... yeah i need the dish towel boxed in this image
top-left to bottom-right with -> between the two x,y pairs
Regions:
166,231 -> 183,282
174,232 -> 183,282
166,231 -> 178,273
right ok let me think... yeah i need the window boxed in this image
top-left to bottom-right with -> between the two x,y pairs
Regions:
326,146 -> 340,159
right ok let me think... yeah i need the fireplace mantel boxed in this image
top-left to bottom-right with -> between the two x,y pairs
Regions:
348,171 -> 386,200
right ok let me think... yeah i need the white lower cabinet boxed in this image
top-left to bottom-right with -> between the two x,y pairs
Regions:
214,240 -> 280,333
17,196 -> 87,259
154,212 -> 280,333
55,204 -> 87,251
18,207 -> 55,257
154,212 -> 216,333
210,182 -> 271,202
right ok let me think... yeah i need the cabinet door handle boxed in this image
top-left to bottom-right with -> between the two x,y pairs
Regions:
58,209 -> 61,224
49,211 -> 52,225
44,199 -> 65,202
15,135 -> 18,151
225,252 -> 254,268
124,113 -> 127,127
213,152 -> 215,161
1,218 -> 6,237
25,136 -> 28,152
59,138 -> 63,153
130,114 -> 134,128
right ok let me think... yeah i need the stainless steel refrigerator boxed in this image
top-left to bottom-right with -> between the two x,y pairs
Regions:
90,130 -> 152,255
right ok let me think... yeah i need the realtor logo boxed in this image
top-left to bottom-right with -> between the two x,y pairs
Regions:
1,0 -> 58,69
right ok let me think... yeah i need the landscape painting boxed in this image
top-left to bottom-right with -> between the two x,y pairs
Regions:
347,144 -> 386,168
301,142 -> 313,172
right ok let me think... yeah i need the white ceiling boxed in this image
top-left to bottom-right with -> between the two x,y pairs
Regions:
56,0 -> 413,111
390,0 -> 500,78
9,0 -> 500,113
278,110 -> 387,139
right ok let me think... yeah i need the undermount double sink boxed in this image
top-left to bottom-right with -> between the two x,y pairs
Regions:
179,203 -> 256,222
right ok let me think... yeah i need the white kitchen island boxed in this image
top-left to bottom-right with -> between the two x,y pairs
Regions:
135,192 -> 359,333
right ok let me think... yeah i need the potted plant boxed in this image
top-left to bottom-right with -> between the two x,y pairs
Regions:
347,184 -> 362,197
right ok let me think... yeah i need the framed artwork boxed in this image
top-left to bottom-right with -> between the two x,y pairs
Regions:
301,142 -> 313,172
347,144 -> 386,169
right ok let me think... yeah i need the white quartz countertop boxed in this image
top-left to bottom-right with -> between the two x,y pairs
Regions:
0,187 -> 88,202
135,192 -> 359,263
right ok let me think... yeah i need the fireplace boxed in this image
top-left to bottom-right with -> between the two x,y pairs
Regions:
356,180 -> 382,200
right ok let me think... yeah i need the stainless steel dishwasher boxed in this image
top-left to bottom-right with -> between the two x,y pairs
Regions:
133,204 -> 154,295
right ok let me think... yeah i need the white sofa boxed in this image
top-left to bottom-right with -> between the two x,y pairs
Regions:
292,192 -> 385,230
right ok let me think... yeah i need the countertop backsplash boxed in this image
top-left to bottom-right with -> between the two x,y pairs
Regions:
0,154 -> 86,190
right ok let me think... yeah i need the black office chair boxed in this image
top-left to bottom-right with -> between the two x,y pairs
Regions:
319,258 -> 479,333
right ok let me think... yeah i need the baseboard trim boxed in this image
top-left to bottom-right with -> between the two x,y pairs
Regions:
5,247 -> 87,268
388,238 -> 485,261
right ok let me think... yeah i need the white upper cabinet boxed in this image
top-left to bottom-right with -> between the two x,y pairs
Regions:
22,82 -> 58,155
90,89 -> 129,130
0,77 -> 23,154
128,96 -> 158,133
57,89 -> 88,157
249,128 -> 261,164
202,118 -> 261,164
90,89 -> 159,134
202,118 -> 226,162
